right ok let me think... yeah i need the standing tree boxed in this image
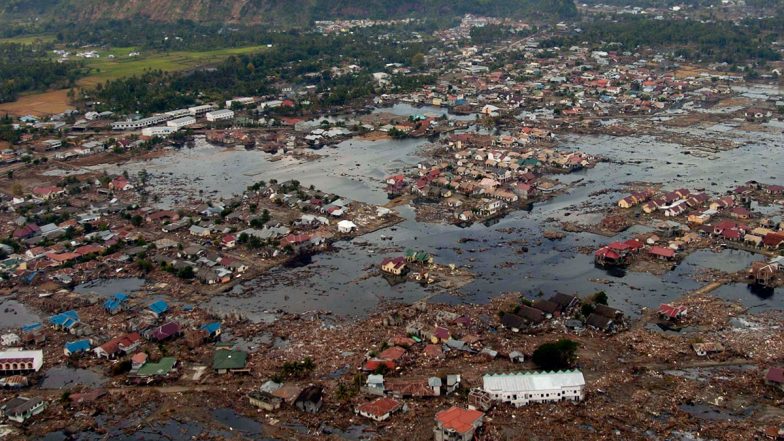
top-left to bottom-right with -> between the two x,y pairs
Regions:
532,339 -> 579,371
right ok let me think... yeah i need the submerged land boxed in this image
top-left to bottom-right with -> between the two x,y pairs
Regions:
0,2 -> 783,440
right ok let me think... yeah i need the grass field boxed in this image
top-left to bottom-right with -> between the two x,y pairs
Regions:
0,44 -> 268,116
77,45 -> 269,87
0,89 -> 73,117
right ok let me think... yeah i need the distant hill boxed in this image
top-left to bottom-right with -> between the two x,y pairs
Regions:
0,0 -> 578,24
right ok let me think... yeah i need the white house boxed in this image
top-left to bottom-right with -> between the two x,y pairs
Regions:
337,220 -> 358,233
482,370 -> 585,407
142,126 -> 177,137
189,225 -> 212,237
1,396 -> 46,423
166,116 -> 196,129
42,140 -> 62,151
226,97 -> 255,108
206,109 -> 235,122
189,104 -> 216,116
481,105 -> 500,116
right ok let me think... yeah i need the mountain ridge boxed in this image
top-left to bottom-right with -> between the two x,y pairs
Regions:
0,0 -> 578,25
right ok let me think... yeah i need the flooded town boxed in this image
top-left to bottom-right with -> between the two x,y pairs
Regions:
0,1 -> 784,440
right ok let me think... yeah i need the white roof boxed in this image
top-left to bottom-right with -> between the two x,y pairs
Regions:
0,349 -> 44,370
483,370 -> 585,393
169,116 -> 195,124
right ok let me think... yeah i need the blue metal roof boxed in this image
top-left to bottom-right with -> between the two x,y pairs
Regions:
21,322 -> 41,333
50,310 -> 80,328
104,292 -> 129,312
201,322 -> 221,334
148,300 -> 169,315
22,271 -> 38,284
65,339 -> 91,354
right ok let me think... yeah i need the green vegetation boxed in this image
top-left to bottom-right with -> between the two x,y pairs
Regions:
0,42 -> 84,102
274,357 -> 316,382
79,45 -> 270,86
0,114 -> 19,142
532,339 -> 579,371
581,291 -> 609,317
544,16 -> 781,64
87,27 -> 436,113
335,373 -> 365,402
0,0 -> 577,27
110,359 -> 132,375
0,33 -> 54,44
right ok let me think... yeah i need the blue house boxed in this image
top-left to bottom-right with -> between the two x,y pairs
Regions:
21,323 -> 42,334
148,301 -> 169,318
200,322 -> 222,340
49,310 -> 80,332
104,293 -> 129,315
64,339 -> 91,356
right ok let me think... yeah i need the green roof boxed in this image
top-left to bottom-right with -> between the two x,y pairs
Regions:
213,349 -> 248,370
519,158 -> 541,166
137,357 -> 177,377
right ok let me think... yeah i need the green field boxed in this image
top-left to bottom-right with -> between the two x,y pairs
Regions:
78,45 -> 270,86
0,34 -> 56,44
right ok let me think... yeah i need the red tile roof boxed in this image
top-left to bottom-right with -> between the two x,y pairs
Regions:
648,246 -> 675,258
423,344 -> 444,358
595,247 -> 621,260
363,359 -> 396,371
624,239 -> 644,250
435,407 -> 484,434
658,303 -> 687,319
32,186 -> 62,197
378,346 -> 407,361
608,242 -> 630,252
357,397 -> 402,418
763,233 -> 784,247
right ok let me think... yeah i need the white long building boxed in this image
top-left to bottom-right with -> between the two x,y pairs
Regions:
189,104 -> 216,116
0,349 -> 44,374
206,109 -> 235,122
165,108 -> 192,119
111,114 -> 170,131
482,370 -> 585,407
167,116 -> 196,129
142,126 -> 177,137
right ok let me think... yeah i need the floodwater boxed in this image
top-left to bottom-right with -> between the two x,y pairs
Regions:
675,249 -> 766,274
210,132 -> 783,317
47,124 -> 784,317
211,408 -> 271,439
711,283 -> 779,312
40,366 -> 107,389
74,277 -> 146,298
374,102 -> 478,121
0,298 -> 42,331
75,135 -> 427,208
40,419 -> 205,441
679,402 -> 755,421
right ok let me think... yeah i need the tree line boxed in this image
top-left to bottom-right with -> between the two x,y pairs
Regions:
0,42 -> 84,102
543,16 -> 782,64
